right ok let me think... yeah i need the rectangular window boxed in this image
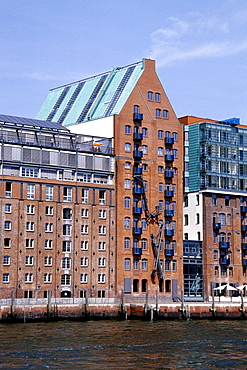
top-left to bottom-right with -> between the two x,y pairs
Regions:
80,257 -> 88,267
124,179 -> 131,189
124,217 -> 130,229
44,256 -> 52,266
44,273 -> 52,283
46,185 -> 53,201
5,204 -> 12,213
45,206 -> 53,216
62,257 -> 71,269
156,109 -> 161,118
142,259 -> 147,271
163,110 -> 169,119
158,130 -> 164,139
133,258 -> 139,270
99,190 -> 106,205
155,93 -> 160,102
98,241 -> 106,250
142,128 -> 148,137
142,145 -> 148,154
63,187 -> 72,202
98,274 -> 105,283
148,91 -> 153,100
3,256 -> 10,266
81,209 -> 89,218
5,182 -> 12,198
3,273 -> 9,283
124,258 -> 130,270
25,256 -> 34,266
45,240 -> 53,249
98,257 -> 106,267
26,239 -> 34,249
81,241 -> 89,250
99,226 -> 106,235
99,210 -> 106,219
82,189 -> 89,203
81,225 -> 89,234
125,125 -> 131,134
124,238 -> 130,249
26,222 -> 34,231
22,167 -> 38,178
61,274 -> 71,286
45,223 -> 53,233
27,184 -> 35,200
4,221 -> 11,230
80,274 -> 88,283
63,224 -> 72,235
63,241 -> 71,252
4,238 -> 11,248
26,205 -> 35,214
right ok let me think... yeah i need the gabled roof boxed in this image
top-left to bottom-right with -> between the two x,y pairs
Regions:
0,113 -> 68,131
36,60 -> 144,126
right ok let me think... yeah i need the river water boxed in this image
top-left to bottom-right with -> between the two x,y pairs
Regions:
0,320 -> 246,369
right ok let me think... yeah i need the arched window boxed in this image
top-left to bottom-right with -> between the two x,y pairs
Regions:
214,250 -> 218,260
124,237 -> 130,249
142,259 -> 147,271
184,214 -> 189,225
124,258 -> 130,270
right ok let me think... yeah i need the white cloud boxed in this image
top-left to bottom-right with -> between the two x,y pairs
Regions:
150,12 -> 247,66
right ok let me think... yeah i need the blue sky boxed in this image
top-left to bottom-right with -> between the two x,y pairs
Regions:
0,0 -> 247,122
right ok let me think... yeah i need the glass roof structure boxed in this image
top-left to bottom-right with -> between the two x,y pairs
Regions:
0,113 -> 69,131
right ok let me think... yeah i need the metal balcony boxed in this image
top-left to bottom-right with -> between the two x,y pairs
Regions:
133,206 -> 142,215
133,167 -> 142,175
133,227 -> 142,235
213,223 -> 221,230
165,249 -> 174,257
165,154 -> 174,162
165,209 -> 174,217
220,257 -> 230,265
219,241 -> 230,249
242,225 -> 247,231
133,150 -> 143,159
243,259 -> 247,266
241,206 -> 247,213
133,247 -> 142,255
133,113 -> 143,121
165,190 -> 174,197
165,137 -> 174,145
133,132 -> 143,140
165,229 -> 174,236
133,185 -> 143,195
242,243 -> 247,250
164,171 -> 174,178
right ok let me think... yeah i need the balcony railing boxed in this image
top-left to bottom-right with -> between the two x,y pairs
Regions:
165,154 -> 174,162
220,258 -> 230,265
133,132 -> 143,140
165,209 -> 174,217
133,150 -> 143,159
219,241 -> 230,249
133,227 -> 142,235
165,229 -> 174,236
165,249 -> 174,257
133,113 -> 143,121
133,186 -> 143,195
164,170 -> 174,178
165,190 -> 174,197
165,137 -> 174,145
133,167 -> 142,175
133,247 -> 142,255
213,223 -> 221,230
133,206 -> 142,215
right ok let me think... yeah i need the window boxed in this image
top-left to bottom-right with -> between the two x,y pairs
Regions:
214,266 -> 219,276
125,125 -> 131,134
172,149 -> 178,158
44,273 -> 52,283
227,214 -> 231,226
61,274 -> 71,285
158,147 -> 163,156
46,206 -> 53,216
172,132 -> 178,141
165,260 -> 170,271
44,256 -> 52,266
196,213 -> 200,224
142,128 -> 148,137
63,241 -> 71,252
159,183 -> 163,192
4,221 -> 11,230
212,194 -> 217,205
46,185 -> 53,201
126,257 -> 134,271
98,274 -> 105,283
124,179 -> 131,189
62,257 -> 71,269
221,266 -> 227,277
214,250 -> 218,260
98,257 -> 106,267
133,258 -> 139,270
98,242 -> 106,250
184,195 -> 188,207
26,205 -> 35,214
81,189 -> 89,204
219,213 -> 225,225
197,232 -> 201,241
5,182 -> 12,197
26,222 -> 34,231
81,241 -> 89,250
5,204 -> 11,213
225,196 -> 230,206
142,145 -> 148,154
184,215 -> 188,226
25,273 -> 33,283
124,217 -> 130,229
80,274 -> 88,283
163,110 -> 169,119
3,273 -> 9,283
184,233 -> 188,240
26,239 -> 34,249
158,166 -> 163,173
63,187 -> 72,202
45,240 -> 53,249
124,197 -> 131,209
156,109 -> 161,118
134,105 -> 139,113
81,209 -> 89,218
141,238 -> 147,250
81,225 -> 88,234
125,162 -> 131,169
99,210 -> 106,219
148,91 -> 153,100
45,223 -> 53,233
158,130 -> 164,139
80,257 -> 88,267
158,200 -> 163,211
172,261 -> 177,272
142,218 -> 147,230
22,167 -> 38,177
27,184 -> 35,199
142,163 -> 148,171
99,226 -> 106,235
99,190 -> 106,205
142,259 -> 147,271
155,93 -> 160,102
3,256 -> 10,266
124,237 -> 130,249
25,256 -> 34,266
125,143 -> 131,152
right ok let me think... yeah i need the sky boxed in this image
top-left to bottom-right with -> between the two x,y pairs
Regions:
0,0 -> 247,123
